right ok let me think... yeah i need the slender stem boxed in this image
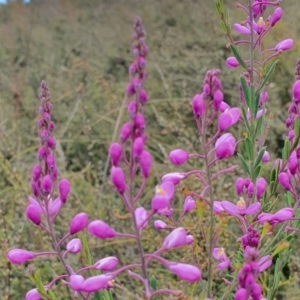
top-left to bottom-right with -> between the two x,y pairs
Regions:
248,0 -> 254,85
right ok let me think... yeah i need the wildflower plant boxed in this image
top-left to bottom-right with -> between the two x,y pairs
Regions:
6,0 -> 300,299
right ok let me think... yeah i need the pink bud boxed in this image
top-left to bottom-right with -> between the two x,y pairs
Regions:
129,63 -> 137,75
256,177 -> 267,200
163,227 -> 187,250
262,150 -> 270,162
135,207 -> 148,229
139,89 -> 148,105
70,213 -> 88,235
233,23 -> 250,35
66,238 -> 82,254
168,263 -> 201,282
81,274 -> 113,293
88,220 -> 115,239
278,172 -> 292,190
69,275 -> 84,292
47,137 -> 56,149
154,220 -> 168,230
59,179 -> 71,203
133,137 -> 144,160
192,93 -> 206,117
31,164 -> 42,181
234,288 -> 248,300
292,80 -> 300,102
26,289 -> 42,300
271,7 -> 283,26
186,235 -> 194,245
49,197 -> 62,215
151,181 -> 175,210
134,113 -> 146,131
49,121 -> 55,132
288,151 -> 298,175
169,149 -> 189,165
37,146 -> 47,160
110,166 -> 126,193
30,179 -> 40,196
215,133 -> 236,159
126,82 -> 135,96
41,175 -> 52,194
162,172 -> 184,185
138,56 -> 146,68
127,101 -> 137,118
213,90 -> 224,110
226,57 -> 240,68
109,142 -> 122,166
220,101 -> 230,112
275,39 -> 294,51
46,155 -> 56,171
183,196 -> 196,214
139,150 -> 152,178
247,182 -> 254,196
94,256 -> 118,271
120,122 -> 132,142
7,249 -> 35,264
26,205 -> 41,225
203,83 -> 210,95
235,178 -> 244,196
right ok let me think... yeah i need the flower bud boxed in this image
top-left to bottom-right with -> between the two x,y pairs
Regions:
81,274 -> 114,293
215,133 -> 236,159
235,178 -> 244,196
94,256 -> 118,271
109,142 -> 122,166
213,90 -> 223,110
256,177 -> 267,200
161,172 -> 184,185
7,249 -> 35,264
110,166 -> 126,193
126,82 -> 135,96
69,274 -> 84,292
37,146 -> 47,160
31,179 -> 40,196
66,238 -> 82,254
26,205 -> 41,225
275,39 -> 294,51
139,89 -> 148,105
26,289 -> 42,300
127,101 -> 137,118
163,227 -> 187,250
271,7 -> 283,26
46,155 -> 56,171
262,150 -> 270,163
183,196 -> 196,214
70,213 -> 88,235
186,235 -> 194,245
139,150 -> 152,178
168,263 -> 201,282
278,172 -> 292,190
135,207 -> 149,230
292,80 -> 300,102
31,164 -> 42,181
233,23 -> 250,35
169,149 -> 189,165
49,197 -> 62,215
226,57 -> 240,68
88,220 -> 115,239
133,137 -> 144,160
48,121 -> 55,132
192,93 -> 206,117
154,220 -> 168,230
134,113 -> 146,131
59,179 -> 71,203
120,122 -> 131,142
41,175 -> 52,194
47,137 -> 56,149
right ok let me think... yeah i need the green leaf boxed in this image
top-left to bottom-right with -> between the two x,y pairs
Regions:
254,116 -> 263,139
230,44 -> 247,69
257,60 -> 279,94
237,153 -> 251,175
294,115 -> 300,138
254,165 -> 261,180
48,290 -> 58,300
241,106 -> 250,132
254,146 -> 266,169
282,139 -> 290,160
244,137 -> 254,160
249,84 -> 255,114
150,275 -> 158,300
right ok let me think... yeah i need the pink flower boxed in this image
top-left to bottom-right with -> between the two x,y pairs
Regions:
278,172 -> 292,190
88,220 -> 116,239
186,235 -> 194,245
110,166 -> 126,193
213,201 -> 225,214
256,177 -> 267,200
81,274 -> 113,292
169,149 -> 189,165
183,196 -> 196,214
133,137 -> 144,160
26,289 -> 42,300
235,178 -> 244,196
258,255 -> 272,272
139,150 -> 152,178
275,39 -> 294,51
120,122 -> 131,142
192,93 -> 207,117
109,142 -> 122,166
66,238 -> 82,254
59,179 -> 70,203
163,227 -> 187,250
226,57 -> 240,68
154,220 -> 168,230
292,80 -> 300,102
262,151 -> 270,163
212,248 -> 230,270
26,205 -> 41,225
288,151 -> 298,175
218,108 -> 240,131
151,181 -> 175,210
258,208 -> 294,224
69,213 -> 88,235
162,172 -> 185,185
135,207 -> 148,229
213,90 -> 224,110
221,198 -> 261,216
168,263 -> 201,282
7,249 -> 35,265
271,7 -> 283,26
69,275 -> 84,292
215,133 -> 236,159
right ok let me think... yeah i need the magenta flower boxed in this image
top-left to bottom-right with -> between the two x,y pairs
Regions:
168,263 -> 201,282
234,23 -> 250,35
262,150 -> 270,163
235,178 -> 244,196
288,151 -> 298,175
212,248 -> 230,270
139,150 -> 152,178
120,122 -> 131,142
7,249 -> 35,265
221,198 -> 261,216
94,256 -> 118,271
234,288 -> 248,300
81,274 -> 113,292
292,80 -> 300,102
69,274 -> 84,292
26,289 -> 42,300
215,133 -> 236,159
275,39 -> 294,51
218,108 -> 240,131
271,7 -> 283,26
154,220 -> 168,230
133,137 -> 144,160
66,238 -> 82,254
69,212 -> 88,235
162,227 -> 187,250
258,208 -> 294,224
151,181 -> 175,210
213,90 -> 224,110
109,142 -> 122,166
169,149 -> 189,165
258,255 -> 272,272
41,175 -> 52,194
88,220 -> 116,239
135,207 -> 148,229
226,57 -> 240,68
220,101 -> 230,112
183,196 -> 196,214
110,166 -> 126,193
278,172 -> 292,190
186,235 -> 194,245
256,177 -> 267,200
213,201 -> 225,214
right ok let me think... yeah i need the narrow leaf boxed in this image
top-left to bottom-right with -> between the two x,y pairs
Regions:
237,153 -> 251,175
254,146 -> 266,169
230,44 -> 247,69
257,60 -> 279,94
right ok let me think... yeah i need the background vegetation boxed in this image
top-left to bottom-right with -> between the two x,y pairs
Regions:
1,0 -> 300,299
